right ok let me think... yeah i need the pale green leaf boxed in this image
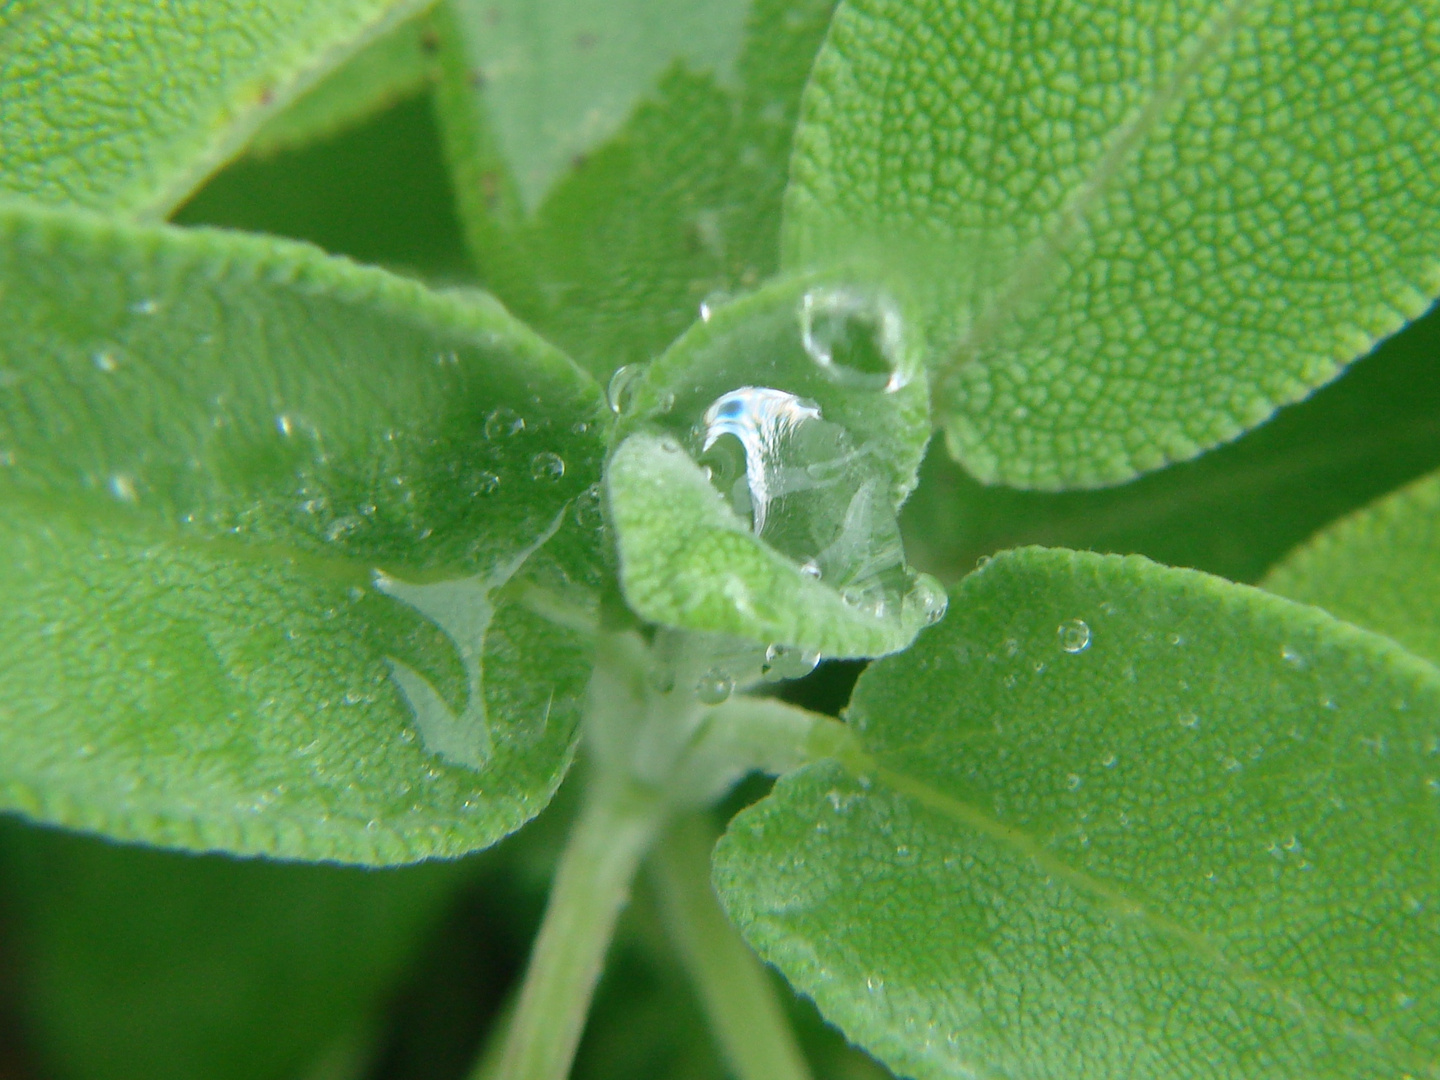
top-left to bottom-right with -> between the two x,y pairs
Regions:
1266,469 -> 1440,667
0,201 -> 606,863
716,547 -> 1440,1080
432,0 -> 836,380
784,0 -> 1440,489
248,12 -> 439,158
0,0 -> 435,215
0,818 -> 465,1080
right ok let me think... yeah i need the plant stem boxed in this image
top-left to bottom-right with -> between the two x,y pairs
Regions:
649,813 -> 814,1080
492,778 -> 663,1080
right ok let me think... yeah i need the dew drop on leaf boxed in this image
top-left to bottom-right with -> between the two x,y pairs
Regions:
473,471 -> 501,496
695,668 -> 734,705
530,451 -> 565,482
798,285 -> 911,392
484,407 -> 525,440
92,350 -> 117,372
107,473 -> 137,502
606,363 -> 646,414
1058,618 -> 1092,653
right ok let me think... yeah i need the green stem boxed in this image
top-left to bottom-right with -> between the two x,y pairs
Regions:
649,813 -> 814,1080
492,778 -> 663,1080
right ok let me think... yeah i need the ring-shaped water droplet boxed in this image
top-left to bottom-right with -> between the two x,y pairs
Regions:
695,668 -> 734,705
1058,618 -> 1091,654
531,451 -> 566,482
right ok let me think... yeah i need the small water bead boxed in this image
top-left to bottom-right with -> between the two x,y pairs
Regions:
699,291 -> 731,323
107,473 -> 138,502
606,363 -> 646,414
130,298 -> 158,315
799,285 -> 910,392
530,451 -> 566,482
1058,618 -> 1092,654
484,407 -> 525,440
92,350 -> 118,373
1280,645 -> 1306,669
762,643 -> 821,682
573,483 -> 604,529
276,413 -> 295,436
695,668 -> 734,705
799,559 -> 822,580
909,574 -> 949,626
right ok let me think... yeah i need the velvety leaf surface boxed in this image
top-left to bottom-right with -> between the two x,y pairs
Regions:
248,11 -> 439,158
784,0 -> 1440,489
716,548 -> 1440,1080
901,300 -> 1440,587
433,0 -> 836,380
1266,470 -> 1440,667
0,0 -> 434,215
0,202 -> 606,863
0,819 -> 465,1080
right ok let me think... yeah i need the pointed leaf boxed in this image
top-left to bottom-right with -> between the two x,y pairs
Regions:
716,548 -> 1440,1080
0,202 -> 606,863
0,0 -> 435,214
783,0 -> 1440,488
1266,469 -> 1440,667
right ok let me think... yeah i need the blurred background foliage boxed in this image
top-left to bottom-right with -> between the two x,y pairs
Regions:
1,27 -> 1437,1080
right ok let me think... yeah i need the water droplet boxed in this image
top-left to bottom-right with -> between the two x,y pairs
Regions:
474,471 -> 501,496
130,298 -> 157,315
571,420 -> 591,435
1281,645 -> 1306,669
909,574 -> 949,626
695,668 -> 734,705
1058,618 -> 1091,653
530,451 -> 565,482
762,643 -> 821,681
799,559 -> 822,579
1102,752 -> 1117,768
1065,773 -> 1082,790
1168,632 -> 1183,646
0,450 -> 14,467
326,515 -> 362,541
699,290 -> 730,322
436,350 -> 460,366
606,364 -> 646,414
92,350 -> 118,372
1179,712 -> 1200,729
702,387 -> 822,534
276,413 -> 295,436
975,554 -> 992,569
484,407 -> 525,440
107,474 -> 138,502
573,483 -> 603,529
865,974 -> 885,992
799,286 -> 911,392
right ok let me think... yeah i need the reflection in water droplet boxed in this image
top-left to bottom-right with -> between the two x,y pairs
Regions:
1058,618 -> 1091,654
484,407 -> 525,440
93,350 -> 118,373
531,451 -> 565,482
799,286 -> 910,392
695,668 -> 734,705
107,474 -> 138,502
607,364 -> 646,414
702,387 -> 821,534
474,471 -> 501,496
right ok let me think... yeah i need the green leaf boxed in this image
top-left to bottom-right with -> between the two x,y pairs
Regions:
248,12 -> 439,159
432,0 -> 836,380
0,818 -> 465,1080
1265,469 -> 1440,667
0,201 -> 606,863
715,548 -> 1440,1080
0,0 -> 435,215
783,0 -> 1440,489
605,275 -> 941,658
901,300 -> 1440,587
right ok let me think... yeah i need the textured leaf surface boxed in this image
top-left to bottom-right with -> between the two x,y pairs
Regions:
0,0 -> 433,214
248,11 -> 439,158
1266,470 -> 1440,667
0,819 -> 464,1080
902,301 -> 1440,587
784,0 -> 1440,488
434,0 -> 836,379
0,202 -> 605,863
716,548 -> 1440,1080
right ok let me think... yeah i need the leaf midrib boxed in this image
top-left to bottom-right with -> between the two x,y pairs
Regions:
824,741 -> 1421,1073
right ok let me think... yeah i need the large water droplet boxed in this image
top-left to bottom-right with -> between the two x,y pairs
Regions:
762,643 -> 821,682
606,364 -> 646,414
695,668 -> 734,705
1058,618 -> 1091,654
531,451 -> 565,482
484,407 -> 525,440
799,285 -> 911,392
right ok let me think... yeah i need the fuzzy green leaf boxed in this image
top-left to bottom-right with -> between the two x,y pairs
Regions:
0,201 -> 606,863
1266,469 -> 1440,667
433,0 -> 836,380
716,548 -> 1440,1080
784,0 -> 1440,489
248,11 -> 439,158
0,0 -> 435,215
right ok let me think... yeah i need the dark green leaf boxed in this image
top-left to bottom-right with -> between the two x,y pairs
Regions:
0,201 -> 606,863
716,548 -> 1440,1080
